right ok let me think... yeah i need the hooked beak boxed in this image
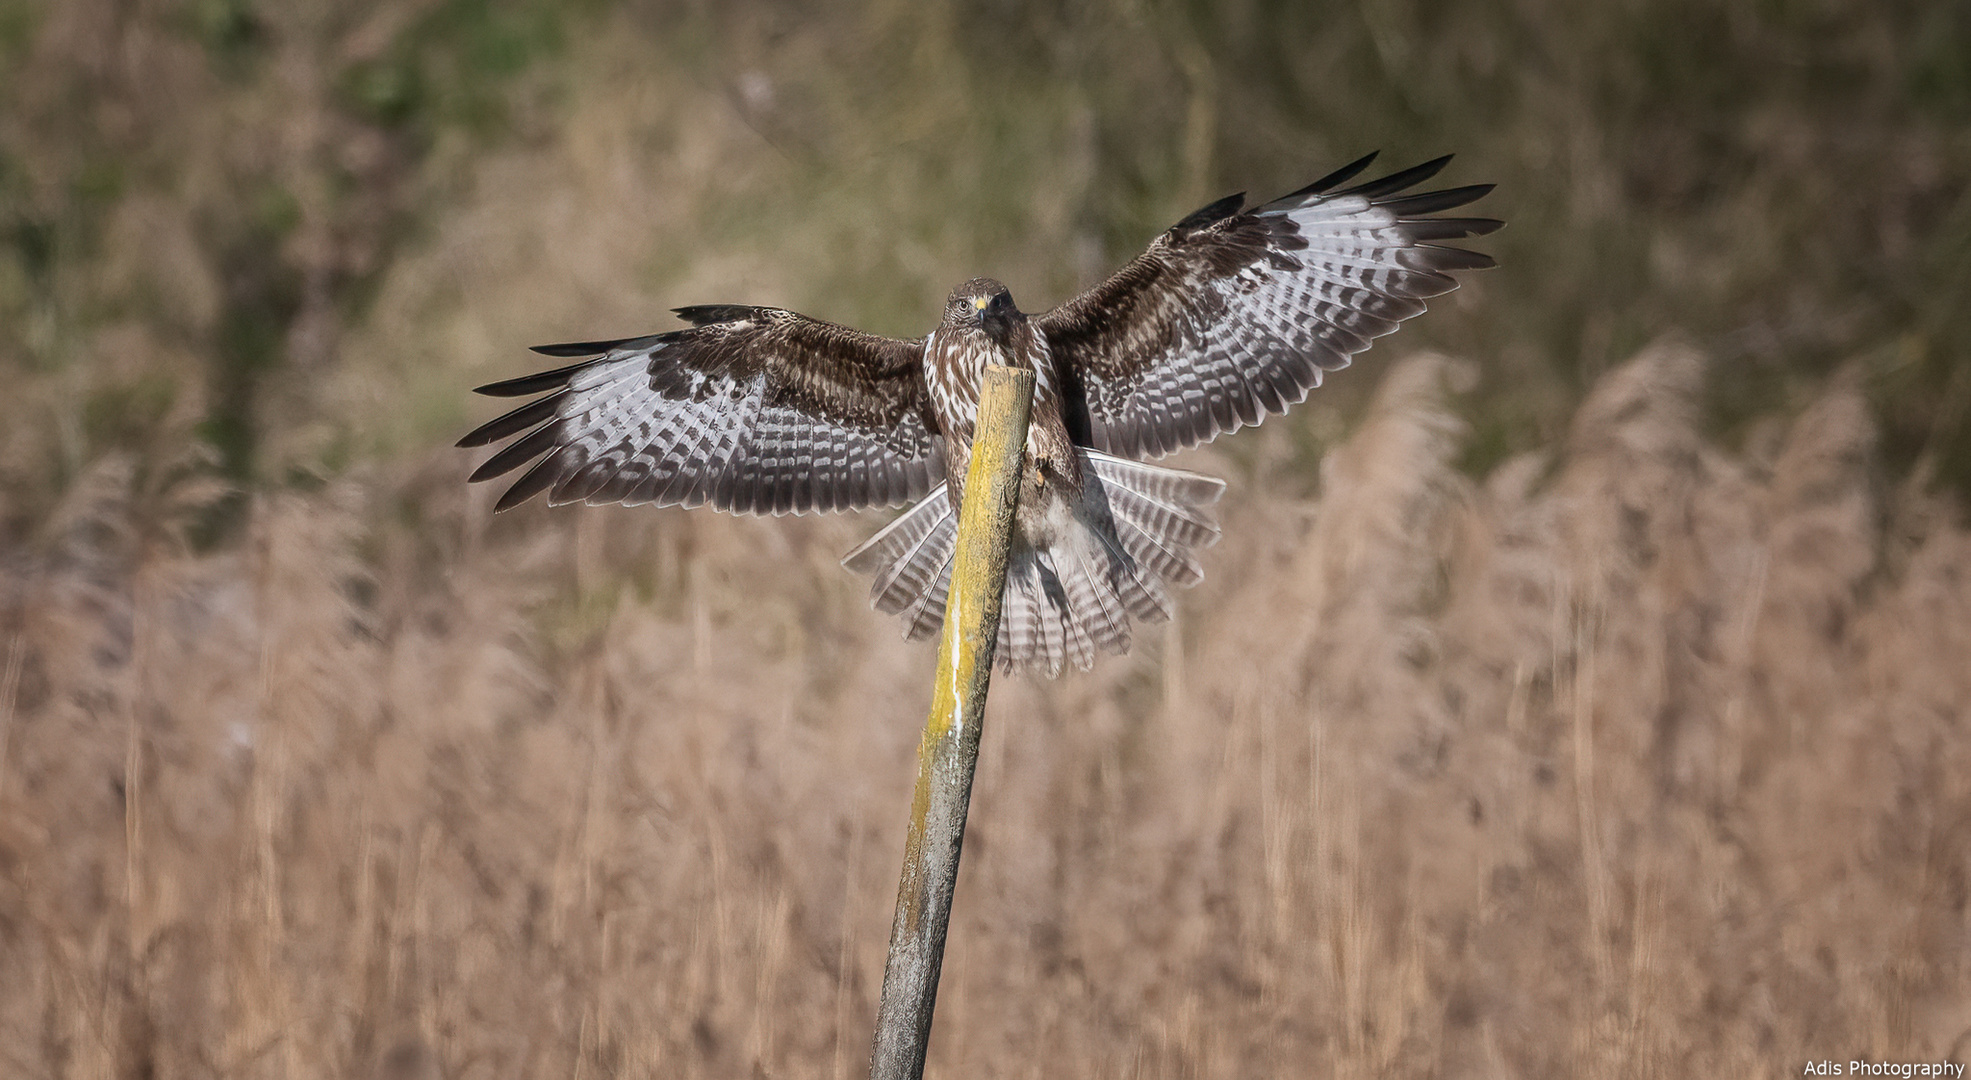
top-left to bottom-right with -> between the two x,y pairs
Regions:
975,295 -> 1012,342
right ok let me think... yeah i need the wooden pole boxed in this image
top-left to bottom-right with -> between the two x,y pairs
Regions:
868,364 -> 1035,1080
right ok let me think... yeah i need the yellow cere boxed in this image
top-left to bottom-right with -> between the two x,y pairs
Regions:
972,296 -> 989,310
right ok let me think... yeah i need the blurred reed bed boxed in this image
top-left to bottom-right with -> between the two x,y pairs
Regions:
3,345 -> 1967,1077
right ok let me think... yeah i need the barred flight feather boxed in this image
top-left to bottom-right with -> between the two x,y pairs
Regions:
1039,156 -> 1499,461
458,311 -> 944,516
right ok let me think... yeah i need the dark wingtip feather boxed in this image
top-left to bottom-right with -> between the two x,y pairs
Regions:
466,420 -> 561,484
493,457 -> 561,512
1401,217 -> 1506,241
482,331 -> 673,395
1171,192 -> 1247,233
472,359 -> 595,397
1421,245 -> 1497,271
456,392 -> 563,448
528,332 -> 668,358
529,342 -> 609,358
672,305 -> 763,326
1378,183 -> 1495,217
1282,151 -> 1380,201
1340,155 -> 1454,200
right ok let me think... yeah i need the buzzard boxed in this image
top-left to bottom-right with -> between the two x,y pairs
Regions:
459,153 -> 1499,676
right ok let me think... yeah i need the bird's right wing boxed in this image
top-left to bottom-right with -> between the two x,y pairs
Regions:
1036,154 -> 1501,458
458,307 -> 944,515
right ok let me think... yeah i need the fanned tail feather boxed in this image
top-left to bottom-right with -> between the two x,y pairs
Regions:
840,451 -> 1225,677
1087,453 -> 1222,586
842,484 -> 957,614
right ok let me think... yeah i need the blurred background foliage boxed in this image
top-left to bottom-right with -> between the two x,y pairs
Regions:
0,0 -> 1966,545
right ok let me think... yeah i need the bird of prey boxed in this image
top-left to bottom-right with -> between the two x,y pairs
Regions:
459,153 -> 1499,676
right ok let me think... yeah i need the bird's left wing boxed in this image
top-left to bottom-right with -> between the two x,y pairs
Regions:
458,307 -> 943,515
1036,154 -> 1501,459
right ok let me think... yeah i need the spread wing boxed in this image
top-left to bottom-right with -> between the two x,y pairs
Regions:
458,307 -> 944,515
1037,153 -> 1501,458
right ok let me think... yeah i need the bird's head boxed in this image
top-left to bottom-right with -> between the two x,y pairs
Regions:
944,278 -> 1020,342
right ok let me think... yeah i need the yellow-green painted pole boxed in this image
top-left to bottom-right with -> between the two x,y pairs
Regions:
869,365 -> 1035,1080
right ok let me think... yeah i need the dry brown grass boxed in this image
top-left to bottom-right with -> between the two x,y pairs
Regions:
4,341 -> 1969,1078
